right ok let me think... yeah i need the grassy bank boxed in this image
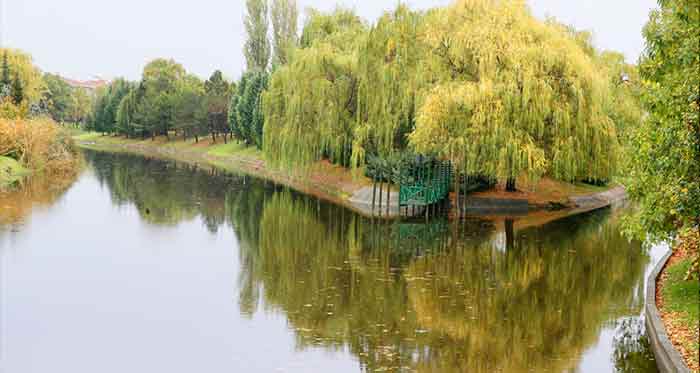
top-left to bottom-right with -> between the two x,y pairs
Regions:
657,230 -> 700,371
0,155 -> 30,188
73,131 -> 623,218
74,132 -> 371,211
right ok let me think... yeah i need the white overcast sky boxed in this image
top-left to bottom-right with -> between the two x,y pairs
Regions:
1,0 -> 657,80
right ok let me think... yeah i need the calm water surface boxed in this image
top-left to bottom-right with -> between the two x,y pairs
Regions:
0,151 -> 664,373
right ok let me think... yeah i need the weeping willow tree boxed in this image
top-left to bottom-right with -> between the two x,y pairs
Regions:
409,0 -> 619,187
262,9 -> 366,168
265,1 -> 629,189
351,6 -> 426,167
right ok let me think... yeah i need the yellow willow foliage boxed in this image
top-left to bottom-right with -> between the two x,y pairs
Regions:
264,7 -> 427,168
410,0 -> 619,182
352,5 -> 426,167
263,43 -> 361,168
0,117 -> 79,175
265,1 -> 626,184
263,9 -> 366,168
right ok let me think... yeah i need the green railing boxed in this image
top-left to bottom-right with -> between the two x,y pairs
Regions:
398,160 -> 452,207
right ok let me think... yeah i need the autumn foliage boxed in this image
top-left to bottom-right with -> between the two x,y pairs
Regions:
0,117 -> 79,176
263,0 -> 637,188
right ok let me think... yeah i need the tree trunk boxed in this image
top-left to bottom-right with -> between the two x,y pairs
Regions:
505,219 -> 514,250
371,180 -> 377,215
455,175 -> 461,218
386,182 -> 390,215
506,177 -> 516,192
378,182 -> 384,216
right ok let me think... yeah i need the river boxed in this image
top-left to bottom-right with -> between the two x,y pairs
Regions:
0,150 -> 665,373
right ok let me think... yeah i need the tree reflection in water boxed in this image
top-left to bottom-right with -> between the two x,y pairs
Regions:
0,164 -> 80,228
84,151 -> 655,373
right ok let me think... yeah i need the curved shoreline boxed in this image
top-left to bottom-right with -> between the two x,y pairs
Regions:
76,137 -> 624,222
645,248 -> 692,373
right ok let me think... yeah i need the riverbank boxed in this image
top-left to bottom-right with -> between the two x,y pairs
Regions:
656,230 -> 699,372
1,117 -> 81,192
74,132 -> 624,220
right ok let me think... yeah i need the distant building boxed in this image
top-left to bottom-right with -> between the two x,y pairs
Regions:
62,77 -> 109,93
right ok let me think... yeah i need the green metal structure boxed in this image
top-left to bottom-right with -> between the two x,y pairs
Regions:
398,160 -> 452,209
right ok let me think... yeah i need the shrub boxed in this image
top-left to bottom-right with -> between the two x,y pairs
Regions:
0,117 -> 79,175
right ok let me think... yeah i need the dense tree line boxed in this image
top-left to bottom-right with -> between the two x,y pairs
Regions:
0,50 -> 81,188
42,73 -> 93,125
79,0 -> 695,248
86,0 -> 297,149
0,48 -> 94,124
87,61 -> 234,142
263,1 -> 642,191
626,0 -> 699,240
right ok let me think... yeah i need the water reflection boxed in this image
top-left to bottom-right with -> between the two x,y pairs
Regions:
18,151 -> 656,372
0,166 -> 79,228
245,194 -> 651,372
611,318 -> 658,372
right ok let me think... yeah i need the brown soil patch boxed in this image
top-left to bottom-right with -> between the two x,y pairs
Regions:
471,176 -> 605,206
656,246 -> 700,372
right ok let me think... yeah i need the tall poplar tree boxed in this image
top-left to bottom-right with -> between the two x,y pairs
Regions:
244,0 -> 271,71
0,52 -> 10,96
270,0 -> 298,66
10,73 -> 24,105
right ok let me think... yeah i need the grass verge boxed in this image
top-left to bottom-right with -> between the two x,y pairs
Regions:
658,237 -> 700,371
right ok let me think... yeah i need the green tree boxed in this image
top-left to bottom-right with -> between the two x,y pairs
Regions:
264,3 -> 628,192
68,87 -> 92,125
270,0 -> 298,66
244,0 -> 271,71
173,75 -> 205,141
0,52 -> 10,96
231,70 -> 268,148
203,70 -> 231,143
89,79 -> 132,134
228,76 -> 246,140
263,8 -> 365,167
42,73 -> 73,123
0,48 -> 46,104
626,0 -> 700,238
11,73 -> 24,105
140,59 -> 186,140
409,0 -> 619,190
116,88 -> 139,137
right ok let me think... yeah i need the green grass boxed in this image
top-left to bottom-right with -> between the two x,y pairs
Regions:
0,156 -> 30,188
207,141 -> 262,157
72,132 -> 102,142
663,258 -> 700,324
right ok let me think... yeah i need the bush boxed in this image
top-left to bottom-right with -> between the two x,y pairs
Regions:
0,117 -> 79,175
